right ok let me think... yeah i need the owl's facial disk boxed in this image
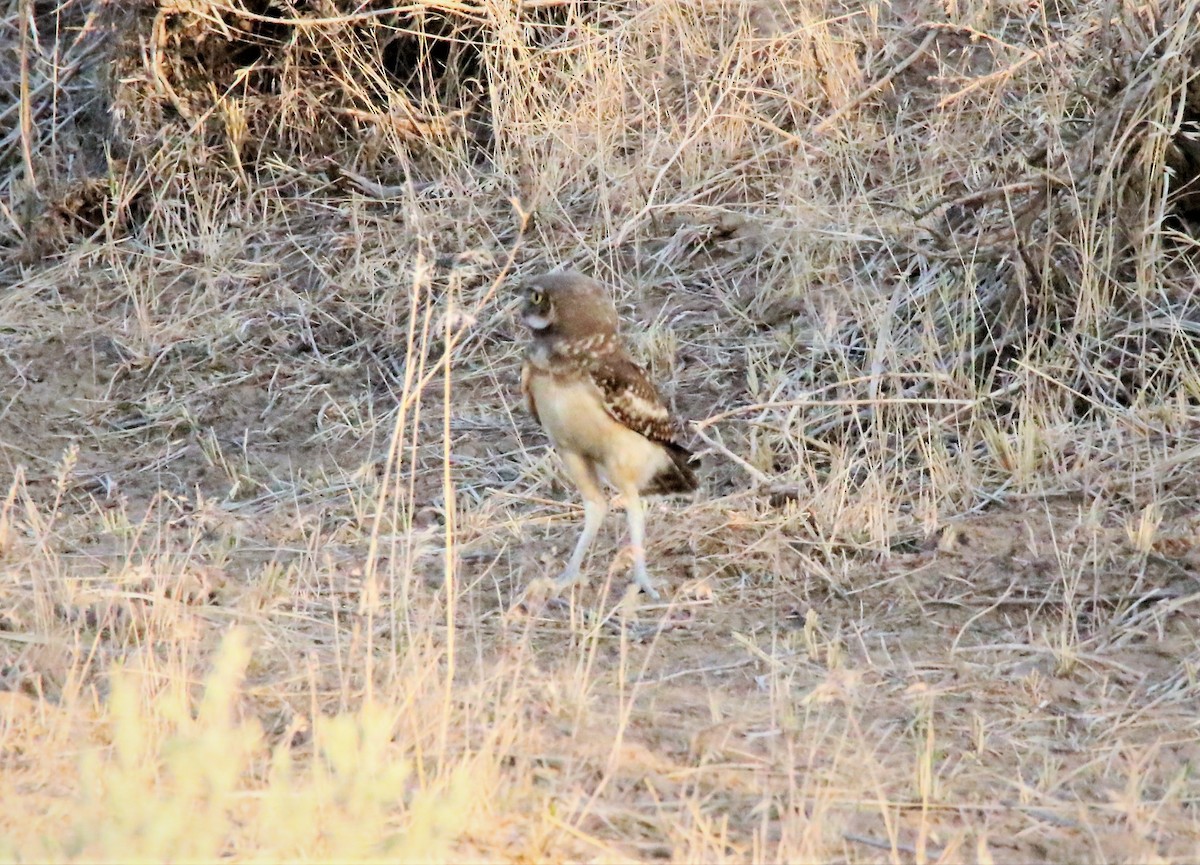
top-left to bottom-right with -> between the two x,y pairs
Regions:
521,287 -> 555,331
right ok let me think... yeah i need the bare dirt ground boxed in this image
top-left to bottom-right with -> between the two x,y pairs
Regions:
4,244 -> 1199,861
3,0 -> 1200,861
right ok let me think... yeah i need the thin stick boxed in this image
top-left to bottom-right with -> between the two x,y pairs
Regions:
19,0 -> 37,196
691,426 -> 773,486
814,28 -> 937,135
844,832 -> 943,858
697,394 -> 973,430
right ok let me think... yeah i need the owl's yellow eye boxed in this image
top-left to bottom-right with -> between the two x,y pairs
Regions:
529,290 -> 545,306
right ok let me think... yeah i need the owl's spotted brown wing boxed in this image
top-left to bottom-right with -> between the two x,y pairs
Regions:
589,356 -> 691,454
589,355 -> 699,494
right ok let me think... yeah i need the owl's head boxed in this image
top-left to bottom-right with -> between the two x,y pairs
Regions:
521,272 -> 620,340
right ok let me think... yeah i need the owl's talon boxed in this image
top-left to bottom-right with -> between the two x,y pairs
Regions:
633,578 -> 661,602
553,571 -> 584,592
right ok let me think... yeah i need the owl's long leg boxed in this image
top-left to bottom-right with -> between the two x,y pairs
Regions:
621,491 -> 661,601
554,453 -> 607,589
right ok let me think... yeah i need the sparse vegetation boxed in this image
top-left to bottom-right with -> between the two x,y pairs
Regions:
3,0 -> 1200,861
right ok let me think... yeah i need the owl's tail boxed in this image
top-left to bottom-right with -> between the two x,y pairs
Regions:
645,444 -> 700,496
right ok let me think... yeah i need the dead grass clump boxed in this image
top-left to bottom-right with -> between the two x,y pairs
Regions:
1,0 -> 576,260
917,0 -> 1200,414
0,0 -> 113,259
106,1 -> 479,161
711,1 -> 1200,541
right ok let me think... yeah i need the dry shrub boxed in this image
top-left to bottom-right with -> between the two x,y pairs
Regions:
702,0 -> 1200,529
2,0 -> 563,256
106,0 -> 486,162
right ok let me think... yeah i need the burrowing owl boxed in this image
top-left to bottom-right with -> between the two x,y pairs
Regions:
519,271 -> 698,599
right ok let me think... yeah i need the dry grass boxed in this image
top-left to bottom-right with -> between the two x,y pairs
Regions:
2,0 -> 1200,861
